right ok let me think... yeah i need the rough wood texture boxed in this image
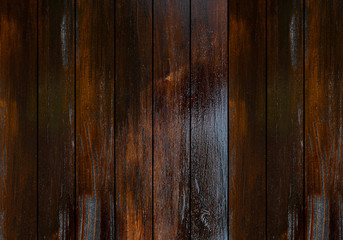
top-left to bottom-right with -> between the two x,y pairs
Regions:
191,0 -> 228,238
153,0 -> 190,238
305,0 -> 343,238
267,0 -> 304,239
38,0 -> 75,239
229,0 -> 266,239
0,0 -> 37,239
3,1 -> 343,238
115,0 -> 152,239
76,0 -> 115,238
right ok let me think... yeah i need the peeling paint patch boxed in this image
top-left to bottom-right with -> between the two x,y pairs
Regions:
307,195 -> 330,240
181,189 -> 186,222
108,193 -> 115,239
69,103 -> 73,125
78,195 -> 101,240
229,211 -> 233,240
0,211 -> 4,240
0,149 -> 6,192
61,14 -> 69,68
194,178 -> 200,193
289,14 -> 298,68
338,195 -> 343,239
59,208 -> 70,240
287,206 -> 298,240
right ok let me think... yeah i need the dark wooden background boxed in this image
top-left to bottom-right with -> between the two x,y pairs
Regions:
0,0 -> 342,239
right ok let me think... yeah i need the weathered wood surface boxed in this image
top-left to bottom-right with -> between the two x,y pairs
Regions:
267,0 -> 304,239
191,0 -> 228,239
115,0 -> 153,239
305,0 -> 343,238
38,0 -> 75,239
229,0 -> 266,239
153,0 -> 190,239
2,0 -> 343,239
0,0 -> 37,238
76,0 -> 115,238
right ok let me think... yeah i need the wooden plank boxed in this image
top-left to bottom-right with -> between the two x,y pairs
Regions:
115,0 -> 152,239
190,0 -> 228,238
305,0 -> 343,238
153,0 -> 190,238
76,0 -> 114,238
229,0 -> 266,238
267,0 -> 304,239
38,0 -> 75,239
0,0 -> 37,238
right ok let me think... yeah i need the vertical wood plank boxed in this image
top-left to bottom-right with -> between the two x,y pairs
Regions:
229,0 -> 266,239
305,0 -> 343,238
191,0 -> 228,238
0,0 -> 37,238
267,0 -> 304,239
76,0 -> 114,238
38,0 -> 75,239
115,0 -> 152,239
153,0 -> 190,238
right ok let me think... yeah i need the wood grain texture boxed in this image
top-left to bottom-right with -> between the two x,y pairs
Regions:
76,0 -> 114,238
153,0 -> 190,238
305,0 -> 343,238
229,0 -> 266,239
115,0 -> 152,239
0,0 -> 37,238
38,0 -> 75,239
267,0 -> 304,239
190,0 -> 228,238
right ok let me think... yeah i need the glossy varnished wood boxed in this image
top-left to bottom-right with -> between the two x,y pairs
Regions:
153,0 -> 190,238
0,0 -> 37,238
267,0 -> 304,239
76,0 -> 114,238
38,0 -> 75,239
229,0 -> 266,238
305,0 -> 343,238
115,0 -> 153,239
191,0 -> 228,238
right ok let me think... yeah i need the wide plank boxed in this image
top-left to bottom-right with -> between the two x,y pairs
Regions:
191,0 -> 228,238
115,0 -> 153,239
229,0 -> 266,238
153,0 -> 190,238
0,0 -> 37,238
305,0 -> 343,238
76,0 -> 115,238
267,0 -> 304,239
38,0 -> 75,238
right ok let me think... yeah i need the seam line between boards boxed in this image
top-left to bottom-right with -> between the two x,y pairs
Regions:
114,0 -> 116,238
37,0 -> 39,237
265,0 -> 268,237
152,0 -> 155,238
303,0 -> 306,239
189,0 -> 192,238
74,0 -> 77,239
227,0 -> 229,237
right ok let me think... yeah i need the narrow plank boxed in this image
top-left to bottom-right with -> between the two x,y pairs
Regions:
153,0 -> 190,238
305,0 -> 343,238
76,0 -> 115,238
115,0 -> 152,239
229,0 -> 266,239
0,0 -> 37,238
38,0 -> 75,239
190,0 -> 228,238
267,0 -> 304,239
